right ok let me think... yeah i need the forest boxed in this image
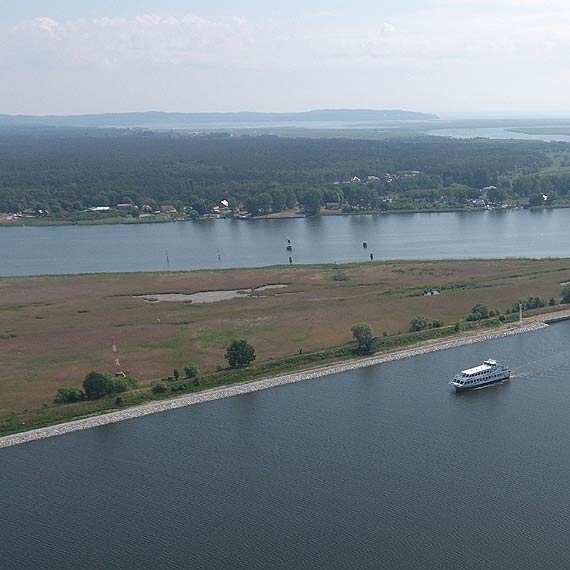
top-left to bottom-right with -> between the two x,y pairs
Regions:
0,126 -> 566,218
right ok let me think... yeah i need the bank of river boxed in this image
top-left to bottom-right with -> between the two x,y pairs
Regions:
0,320 -> 551,449
2,208 -> 570,276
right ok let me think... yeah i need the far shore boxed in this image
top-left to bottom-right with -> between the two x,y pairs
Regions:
1,315 -> 565,450
2,203 -> 569,228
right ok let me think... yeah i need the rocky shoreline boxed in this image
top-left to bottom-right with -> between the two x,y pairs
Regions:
0,321 -> 549,450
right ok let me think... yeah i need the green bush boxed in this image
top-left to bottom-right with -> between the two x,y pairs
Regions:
54,387 -> 85,404
511,297 -> 546,312
82,372 -> 115,400
465,304 -> 501,321
151,384 -> 168,395
82,371 -> 134,400
409,316 -> 428,332
332,271 -> 350,281
111,375 -> 132,394
184,363 -> 199,378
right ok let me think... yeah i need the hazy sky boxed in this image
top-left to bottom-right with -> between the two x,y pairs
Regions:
2,0 -> 570,115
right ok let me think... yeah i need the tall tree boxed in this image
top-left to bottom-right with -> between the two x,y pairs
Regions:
225,340 -> 256,368
351,323 -> 374,354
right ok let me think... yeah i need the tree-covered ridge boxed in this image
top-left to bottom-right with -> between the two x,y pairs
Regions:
0,128 -> 558,215
0,108 -> 438,128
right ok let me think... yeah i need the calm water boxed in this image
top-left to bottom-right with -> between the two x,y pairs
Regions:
1,208 -> 570,276
430,126 -> 570,143
2,322 -> 570,569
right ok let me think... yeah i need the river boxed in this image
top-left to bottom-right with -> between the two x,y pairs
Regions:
1,321 -> 570,569
430,126 -> 570,143
1,208 -> 570,276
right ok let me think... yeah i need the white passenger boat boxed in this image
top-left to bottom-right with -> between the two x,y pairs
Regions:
450,359 -> 510,391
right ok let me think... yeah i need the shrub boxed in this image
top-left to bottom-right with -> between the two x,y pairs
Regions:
54,386 -> 85,404
82,371 -> 116,400
151,384 -> 168,395
465,304 -> 500,321
184,363 -> 199,378
332,271 -> 350,281
511,297 -> 546,312
111,375 -> 132,394
409,316 -> 428,332
82,371 -> 134,400
562,286 -> 570,305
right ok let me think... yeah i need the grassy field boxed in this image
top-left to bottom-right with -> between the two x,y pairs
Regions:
1,259 -> 570,420
539,150 -> 570,176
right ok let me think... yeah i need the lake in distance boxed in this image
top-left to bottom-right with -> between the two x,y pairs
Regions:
1,208 -> 570,276
2,321 -> 570,569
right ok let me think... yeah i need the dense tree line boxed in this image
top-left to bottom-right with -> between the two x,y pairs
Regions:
0,127 -> 559,215
512,173 -> 570,205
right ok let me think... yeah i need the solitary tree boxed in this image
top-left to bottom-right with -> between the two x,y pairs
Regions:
173,369 -> 180,381
351,323 -> 374,354
225,340 -> 256,368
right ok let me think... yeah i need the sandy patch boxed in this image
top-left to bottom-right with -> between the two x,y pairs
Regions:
136,284 -> 288,304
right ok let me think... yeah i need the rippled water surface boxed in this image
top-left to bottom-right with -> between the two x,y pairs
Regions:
1,208 -> 570,276
2,322 -> 570,569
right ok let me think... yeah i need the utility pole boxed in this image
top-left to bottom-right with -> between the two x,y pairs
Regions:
112,336 -> 126,377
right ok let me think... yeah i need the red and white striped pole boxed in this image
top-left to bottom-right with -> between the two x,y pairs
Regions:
112,336 -> 125,377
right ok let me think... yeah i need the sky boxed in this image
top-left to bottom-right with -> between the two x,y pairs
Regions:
2,0 -> 570,115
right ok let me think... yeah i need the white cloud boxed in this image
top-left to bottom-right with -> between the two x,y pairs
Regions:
3,3 -> 570,113
6,6 -> 570,71
380,22 -> 396,33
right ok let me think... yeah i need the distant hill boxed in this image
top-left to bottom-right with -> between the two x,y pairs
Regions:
0,109 -> 439,128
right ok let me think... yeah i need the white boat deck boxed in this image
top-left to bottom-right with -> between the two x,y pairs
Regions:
461,363 -> 493,375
